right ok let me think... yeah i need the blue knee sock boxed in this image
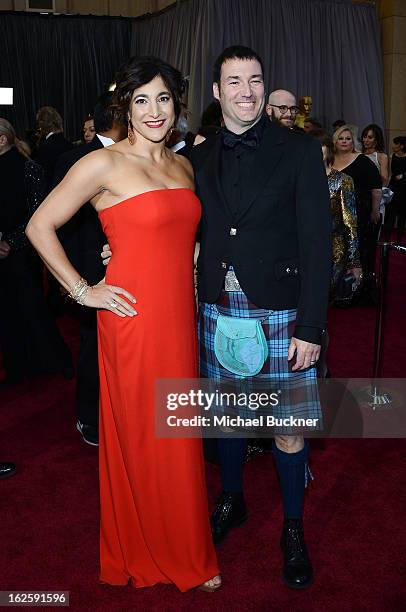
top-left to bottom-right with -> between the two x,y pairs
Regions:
218,437 -> 248,493
272,440 -> 311,519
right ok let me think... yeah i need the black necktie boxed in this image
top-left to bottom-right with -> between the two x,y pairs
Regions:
222,129 -> 259,150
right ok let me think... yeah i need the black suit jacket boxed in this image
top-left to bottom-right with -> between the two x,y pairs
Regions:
53,136 -> 106,285
189,121 -> 332,344
34,132 -> 73,193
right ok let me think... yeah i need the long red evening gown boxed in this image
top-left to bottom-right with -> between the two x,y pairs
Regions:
97,188 -> 219,591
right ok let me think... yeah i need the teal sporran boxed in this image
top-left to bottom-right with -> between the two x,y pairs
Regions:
214,310 -> 268,377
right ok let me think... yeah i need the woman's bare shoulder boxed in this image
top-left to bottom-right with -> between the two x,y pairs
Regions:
69,146 -> 127,180
72,146 -> 114,171
173,150 -> 193,175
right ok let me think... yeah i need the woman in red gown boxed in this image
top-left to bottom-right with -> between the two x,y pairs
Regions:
26,56 -> 220,592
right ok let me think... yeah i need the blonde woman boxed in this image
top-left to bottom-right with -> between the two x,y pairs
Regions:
333,124 -> 382,301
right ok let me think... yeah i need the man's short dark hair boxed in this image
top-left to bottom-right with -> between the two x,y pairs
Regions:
213,45 -> 264,84
93,92 -> 116,134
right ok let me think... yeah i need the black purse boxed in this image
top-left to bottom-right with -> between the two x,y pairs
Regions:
334,272 -> 358,302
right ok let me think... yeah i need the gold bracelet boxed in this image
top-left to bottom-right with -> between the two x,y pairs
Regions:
76,285 -> 90,305
68,277 -> 89,304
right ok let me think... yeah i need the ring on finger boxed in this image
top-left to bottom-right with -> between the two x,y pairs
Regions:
110,300 -> 117,308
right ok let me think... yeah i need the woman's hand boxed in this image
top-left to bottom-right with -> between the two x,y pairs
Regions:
348,266 -> 362,286
83,278 -> 137,318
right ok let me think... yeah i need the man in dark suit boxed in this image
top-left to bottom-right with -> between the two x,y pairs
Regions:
34,107 -> 73,193
54,93 -> 126,446
189,46 -> 331,589
33,107 -> 74,314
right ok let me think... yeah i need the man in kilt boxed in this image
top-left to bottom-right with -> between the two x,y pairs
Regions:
189,46 -> 331,589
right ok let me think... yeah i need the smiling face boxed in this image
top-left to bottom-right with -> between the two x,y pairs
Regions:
128,75 -> 175,144
213,58 -> 265,134
266,90 -> 297,128
335,129 -> 354,153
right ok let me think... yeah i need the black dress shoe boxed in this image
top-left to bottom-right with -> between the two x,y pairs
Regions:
281,518 -> 313,589
211,491 -> 247,545
0,462 -> 17,480
76,420 -> 98,446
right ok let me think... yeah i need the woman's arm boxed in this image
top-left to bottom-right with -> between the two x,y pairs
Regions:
378,152 -> 389,187
363,156 -> 383,224
26,151 -> 136,317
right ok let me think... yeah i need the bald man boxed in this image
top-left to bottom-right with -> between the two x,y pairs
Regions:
266,89 -> 300,129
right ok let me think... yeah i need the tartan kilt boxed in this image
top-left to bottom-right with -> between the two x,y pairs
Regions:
198,290 -> 322,435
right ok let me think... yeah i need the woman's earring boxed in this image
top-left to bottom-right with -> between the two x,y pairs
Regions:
165,127 -> 174,144
128,119 -> 135,145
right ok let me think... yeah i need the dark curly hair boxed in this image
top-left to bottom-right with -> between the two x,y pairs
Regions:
112,56 -> 186,128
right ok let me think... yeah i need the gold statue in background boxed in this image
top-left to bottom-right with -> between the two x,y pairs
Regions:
295,96 -> 312,130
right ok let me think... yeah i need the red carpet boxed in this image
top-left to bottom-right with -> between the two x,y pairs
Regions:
1,248 -> 406,611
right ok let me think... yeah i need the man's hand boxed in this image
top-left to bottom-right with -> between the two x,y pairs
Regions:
288,337 -> 321,371
0,240 -> 11,259
101,243 -> 112,266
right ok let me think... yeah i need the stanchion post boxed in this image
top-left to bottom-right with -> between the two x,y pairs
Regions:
372,242 -> 390,380
366,243 -> 406,408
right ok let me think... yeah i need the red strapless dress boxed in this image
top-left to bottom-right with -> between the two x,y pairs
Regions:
97,188 -> 218,591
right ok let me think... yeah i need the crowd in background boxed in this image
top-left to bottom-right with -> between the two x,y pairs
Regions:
1,88 -> 406,393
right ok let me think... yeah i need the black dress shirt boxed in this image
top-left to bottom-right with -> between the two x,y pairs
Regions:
221,116 -> 267,220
